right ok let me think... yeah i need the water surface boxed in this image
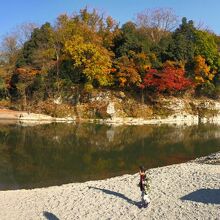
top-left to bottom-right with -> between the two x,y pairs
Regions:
0,122 -> 219,190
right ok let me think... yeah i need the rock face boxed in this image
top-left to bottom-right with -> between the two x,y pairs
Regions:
74,91 -> 220,124
106,102 -> 115,117
3,90 -> 220,125
157,97 -> 220,124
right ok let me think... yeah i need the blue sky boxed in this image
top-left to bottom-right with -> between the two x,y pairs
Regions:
1,0 -> 220,40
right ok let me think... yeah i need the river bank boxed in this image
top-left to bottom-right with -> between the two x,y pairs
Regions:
0,109 -> 75,125
0,152 -> 219,220
3,94 -> 220,126
0,108 -> 215,126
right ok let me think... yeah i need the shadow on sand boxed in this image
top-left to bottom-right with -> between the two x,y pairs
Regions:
43,211 -> 60,220
88,186 -> 142,208
181,189 -> 220,205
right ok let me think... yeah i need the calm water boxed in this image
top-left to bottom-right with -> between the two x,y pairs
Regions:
0,122 -> 220,190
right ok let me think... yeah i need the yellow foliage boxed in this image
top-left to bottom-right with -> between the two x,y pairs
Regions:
16,68 -> 40,77
0,67 -> 5,77
118,77 -> 127,87
144,64 -> 151,70
84,82 -> 94,92
116,56 -> 141,87
64,35 -> 113,86
194,55 -> 216,85
163,60 -> 185,69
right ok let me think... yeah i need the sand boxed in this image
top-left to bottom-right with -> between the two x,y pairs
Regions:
0,153 -> 219,220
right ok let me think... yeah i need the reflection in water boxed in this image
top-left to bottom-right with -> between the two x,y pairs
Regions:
0,122 -> 219,190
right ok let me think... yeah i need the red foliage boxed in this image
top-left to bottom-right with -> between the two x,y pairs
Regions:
141,66 -> 193,93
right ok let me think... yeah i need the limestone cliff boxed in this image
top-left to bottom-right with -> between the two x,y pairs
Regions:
70,90 -> 220,125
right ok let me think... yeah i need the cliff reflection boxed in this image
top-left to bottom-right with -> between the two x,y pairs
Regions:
0,122 -> 219,190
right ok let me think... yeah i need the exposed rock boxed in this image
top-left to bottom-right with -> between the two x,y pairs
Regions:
106,102 -> 115,117
53,96 -> 62,105
3,90 -> 220,125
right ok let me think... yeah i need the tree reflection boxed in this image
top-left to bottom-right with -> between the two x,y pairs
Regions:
0,122 -> 219,190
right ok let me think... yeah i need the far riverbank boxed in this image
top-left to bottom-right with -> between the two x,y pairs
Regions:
0,107 -> 220,126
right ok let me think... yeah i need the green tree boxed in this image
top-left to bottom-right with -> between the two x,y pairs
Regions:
168,17 -> 196,63
113,22 -> 151,58
16,22 -> 55,68
194,30 -> 220,69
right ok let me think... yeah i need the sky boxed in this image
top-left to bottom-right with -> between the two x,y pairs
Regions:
1,0 -> 220,40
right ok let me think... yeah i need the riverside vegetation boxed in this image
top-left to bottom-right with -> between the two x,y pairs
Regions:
1,8 -> 220,119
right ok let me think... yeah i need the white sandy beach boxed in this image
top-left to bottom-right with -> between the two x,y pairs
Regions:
0,153 -> 219,220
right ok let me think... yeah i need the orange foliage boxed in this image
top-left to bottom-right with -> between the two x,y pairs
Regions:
194,55 -> 216,85
16,68 -> 40,77
116,57 -> 141,87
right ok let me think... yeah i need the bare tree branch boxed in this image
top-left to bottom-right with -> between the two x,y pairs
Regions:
136,8 -> 179,42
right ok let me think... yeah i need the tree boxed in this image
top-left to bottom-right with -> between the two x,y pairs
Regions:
168,17 -> 196,63
112,22 -> 151,58
193,55 -> 216,85
13,23 -> 38,46
0,22 -> 37,71
16,22 -> 55,68
64,35 -> 113,87
136,8 -> 178,43
0,34 -> 20,74
99,16 -> 119,50
151,34 -> 173,64
0,76 -> 8,99
114,56 -> 141,88
8,67 -> 41,109
141,65 -> 193,94
194,30 -> 220,69
54,8 -> 118,86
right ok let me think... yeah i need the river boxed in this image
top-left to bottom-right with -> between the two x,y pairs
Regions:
0,122 -> 219,190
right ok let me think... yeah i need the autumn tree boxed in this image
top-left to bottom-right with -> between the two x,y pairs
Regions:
98,16 -> 119,50
136,8 -> 178,43
8,67 -> 41,109
64,35 -> 113,88
0,35 -> 20,75
0,36 -> 20,101
114,56 -> 141,88
13,23 -> 38,46
192,55 -> 218,97
194,30 -> 220,69
193,55 -> 215,84
141,65 -> 193,94
3,7 -> 220,104
0,23 -> 37,73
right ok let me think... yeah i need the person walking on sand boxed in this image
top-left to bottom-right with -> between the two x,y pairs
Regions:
139,166 -> 150,208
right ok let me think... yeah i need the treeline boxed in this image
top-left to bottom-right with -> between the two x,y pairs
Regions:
1,8 -> 220,109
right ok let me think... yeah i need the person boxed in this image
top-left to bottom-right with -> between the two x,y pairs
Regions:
139,166 -> 150,208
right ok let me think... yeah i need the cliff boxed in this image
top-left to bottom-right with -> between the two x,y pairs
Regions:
60,90 -> 220,125
2,90 -> 220,125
